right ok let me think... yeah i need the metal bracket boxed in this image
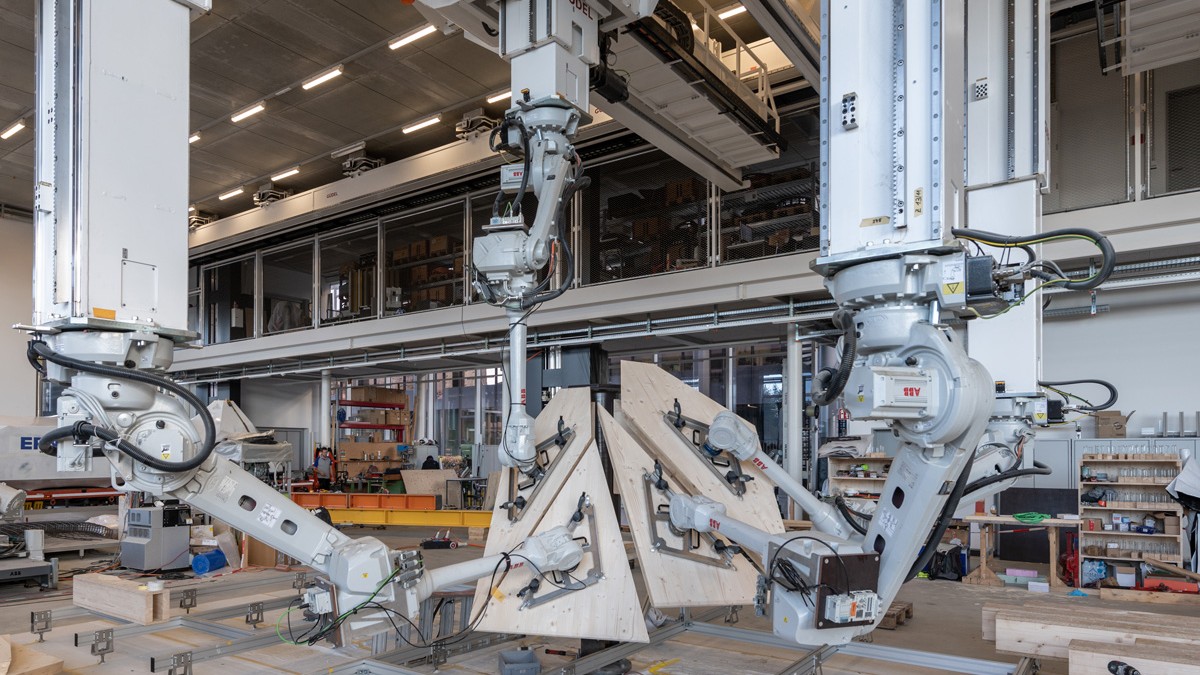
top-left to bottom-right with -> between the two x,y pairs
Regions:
430,641 -> 449,667
725,606 -> 739,624
167,651 -> 193,675
641,472 -> 735,569
521,495 -> 604,610
91,628 -> 114,664
245,602 -> 263,628
178,589 -> 197,614
504,421 -> 576,522
663,401 -> 749,498
293,572 -> 307,594
30,610 -> 51,642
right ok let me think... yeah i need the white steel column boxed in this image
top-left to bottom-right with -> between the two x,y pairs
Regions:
319,369 -> 332,448
784,325 -> 805,483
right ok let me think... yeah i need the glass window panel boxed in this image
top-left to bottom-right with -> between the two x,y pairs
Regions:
734,343 -> 786,461
203,258 -> 255,344
720,113 -> 820,264
263,242 -> 314,335
319,225 -> 378,325
383,202 -> 465,315
1149,60 -> 1200,196
580,150 -> 710,285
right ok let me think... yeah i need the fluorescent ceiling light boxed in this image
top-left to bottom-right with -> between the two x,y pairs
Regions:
218,187 -> 244,200
486,90 -> 512,104
302,65 -> 343,90
402,116 -> 440,134
718,5 -> 746,19
188,205 -> 196,213
1,119 -> 26,140
390,25 -> 437,50
230,102 -> 265,123
330,141 -> 366,159
271,167 -> 300,181
188,132 -> 201,143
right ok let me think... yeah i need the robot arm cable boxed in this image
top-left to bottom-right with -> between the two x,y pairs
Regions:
811,309 -> 857,406
30,340 -> 217,472
951,226 -> 1116,291
1038,378 -> 1117,412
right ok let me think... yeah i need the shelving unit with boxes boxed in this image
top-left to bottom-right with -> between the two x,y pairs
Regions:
386,233 -> 465,313
596,175 -> 710,280
335,385 -> 414,472
826,454 -> 891,503
1077,438 -> 1191,584
719,163 -> 818,263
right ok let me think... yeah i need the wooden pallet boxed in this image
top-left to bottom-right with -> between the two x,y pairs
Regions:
877,601 -> 914,630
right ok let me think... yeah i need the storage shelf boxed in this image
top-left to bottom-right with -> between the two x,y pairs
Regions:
723,176 -> 815,202
1080,455 -> 1181,463
339,423 -> 407,431
387,252 -> 459,271
1081,554 -> 1181,563
1080,504 -> 1184,512
1079,480 -> 1174,486
721,212 -> 814,236
1080,530 -> 1179,539
338,400 -> 406,410
832,476 -> 888,482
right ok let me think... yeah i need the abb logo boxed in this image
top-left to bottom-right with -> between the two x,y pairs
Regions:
752,457 -> 767,470
902,387 -> 922,397
708,518 -> 721,531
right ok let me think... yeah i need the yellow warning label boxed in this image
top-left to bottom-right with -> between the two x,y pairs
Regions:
491,587 -> 507,602
857,395 -> 865,403
1035,412 -> 1047,421
942,282 -> 962,295
93,307 -> 117,320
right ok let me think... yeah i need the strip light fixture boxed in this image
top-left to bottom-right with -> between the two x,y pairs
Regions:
402,116 -> 440,134
390,25 -> 437,50
271,167 -> 300,181
218,187 -> 245,200
718,5 -> 746,19
486,90 -> 512,104
302,65 -> 344,90
1,119 -> 26,140
230,102 -> 265,123
188,132 -> 201,143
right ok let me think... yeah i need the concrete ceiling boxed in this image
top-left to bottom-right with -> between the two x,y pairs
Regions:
0,0 -> 512,216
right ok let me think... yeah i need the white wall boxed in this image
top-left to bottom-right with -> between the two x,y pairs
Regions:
0,216 -> 35,417
238,378 -> 319,462
1042,283 -> 1200,437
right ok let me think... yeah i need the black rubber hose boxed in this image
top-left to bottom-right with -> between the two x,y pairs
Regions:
834,496 -> 868,535
520,176 -> 590,309
31,341 -> 216,471
951,227 -> 1115,291
906,449 -> 976,583
963,460 -> 1051,497
1038,378 -> 1118,412
811,310 -> 856,406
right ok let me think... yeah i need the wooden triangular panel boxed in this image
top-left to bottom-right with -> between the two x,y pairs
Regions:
619,360 -> 785,536
599,406 -> 760,607
474,443 -> 649,642
471,388 -> 595,628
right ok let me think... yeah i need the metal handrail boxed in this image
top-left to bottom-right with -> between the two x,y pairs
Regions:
688,0 -> 781,131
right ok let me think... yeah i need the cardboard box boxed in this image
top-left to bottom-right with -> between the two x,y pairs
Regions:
665,176 -> 706,205
1095,410 -> 1132,438
632,217 -> 667,241
429,235 -> 455,257
410,239 -> 429,259
410,264 -> 429,284
766,228 -> 791,248
392,244 -> 410,263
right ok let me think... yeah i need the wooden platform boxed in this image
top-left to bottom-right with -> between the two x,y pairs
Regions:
877,601 -> 913,630
72,574 -> 170,625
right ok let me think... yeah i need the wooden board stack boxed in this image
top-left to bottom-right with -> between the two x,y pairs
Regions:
985,601 -> 1200,674
72,573 -> 170,625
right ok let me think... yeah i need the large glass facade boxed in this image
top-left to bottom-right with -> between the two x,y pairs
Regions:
383,203 -> 466,314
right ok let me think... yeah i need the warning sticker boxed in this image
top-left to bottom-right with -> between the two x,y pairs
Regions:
877,508 -> 899,537
895,456 -> 919,491
257,504 -> 282,529
941,259 -> 965,298
215,476 -> 237,502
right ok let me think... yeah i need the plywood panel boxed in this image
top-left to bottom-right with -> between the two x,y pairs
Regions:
599,406 -> 759,607
619,360 -> 784,537
1069,639 -> 1200,675
994,608 -> 1200,659
399,469 -> 459,500
474,445 -> 648,642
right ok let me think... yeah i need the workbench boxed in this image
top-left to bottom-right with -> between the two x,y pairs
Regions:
961,514 -> 1079,589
